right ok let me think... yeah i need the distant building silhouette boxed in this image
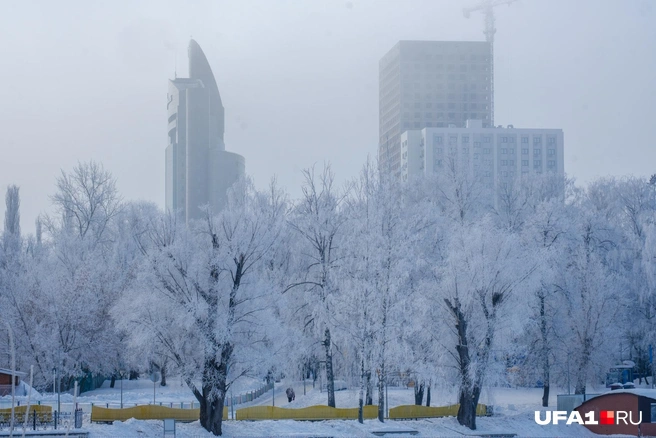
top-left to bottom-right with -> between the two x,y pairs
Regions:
166,39 -> 245,223
379,41 -> 492,178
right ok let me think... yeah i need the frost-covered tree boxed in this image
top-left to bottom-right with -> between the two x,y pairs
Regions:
50,161 -> 121,244
286,164 -> 348,408
118,179 -> 285,436
340,161 -> 411,422
435,219 -> 535,429
3,185 -> 21,258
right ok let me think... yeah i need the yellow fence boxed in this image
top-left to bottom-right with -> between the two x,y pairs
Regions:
0,404 -> 52,422
389,403 -> 487,419
91,404 -> 227,422
236,405 -> 379,421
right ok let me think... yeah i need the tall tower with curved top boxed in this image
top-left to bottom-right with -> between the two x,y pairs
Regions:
165,40 -> 245,223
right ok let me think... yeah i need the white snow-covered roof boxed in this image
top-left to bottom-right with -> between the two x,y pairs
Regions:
584,388 -> 656,401
0,368 -> 26,377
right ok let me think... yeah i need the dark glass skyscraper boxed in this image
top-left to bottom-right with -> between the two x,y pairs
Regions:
165,40 -> 245,223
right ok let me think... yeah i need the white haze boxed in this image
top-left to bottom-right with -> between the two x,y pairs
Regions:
0,0 -> 654,233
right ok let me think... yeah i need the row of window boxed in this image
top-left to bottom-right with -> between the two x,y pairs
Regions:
430,160 -> 557,171
433,135 -> 558,146
433,147 -> 557,159
410,108 -> 487,118
407,100 -> 487,110
405,53 -> 488,63
404,76 -> 490,88
407,61 -> 489,70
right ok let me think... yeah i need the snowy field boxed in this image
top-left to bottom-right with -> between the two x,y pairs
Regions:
2,378 -> 618,437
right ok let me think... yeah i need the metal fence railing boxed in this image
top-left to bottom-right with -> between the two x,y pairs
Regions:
226,382 -> 274,407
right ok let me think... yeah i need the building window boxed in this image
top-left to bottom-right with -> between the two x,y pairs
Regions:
534,148 -> 542,155
509,137 -> 515,143
548,149 -> 556,156
509,148 -> 515,154
436,147 -> 443,154
548,137 -> 556,145
414,122 -> 421,128
474,141 -> 481,147
522,160 -> 528,166
426,112 -> 432,118
484,148 -> 491,154
522,148 -> 528,155
534,160 -> 541,167
462,147 -> 469,154
448,103 -> 456,109
449,136 -> 458,144
501,160 -> 508,165
462,135 -> 470,143
548,160 -> 556,167
414,112 -> 421,118
501,137 -> 508,143
509,160 -> 514,165
533,136 -> 542,145
501,148 -> 508,154
484,136 -> 491,143
521,136 -> 529,144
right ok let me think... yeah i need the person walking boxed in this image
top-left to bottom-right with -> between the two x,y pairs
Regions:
286,387 -> 295,403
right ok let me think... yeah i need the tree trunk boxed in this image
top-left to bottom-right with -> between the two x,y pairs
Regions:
160,364 -> 167,387
377,297 -> 388,422
324,328 -> 336,408
110,375 -> 115,389
365,371 -> 373,405
574,338 -> 592,395
542,384 -> 550,408
457,384 -> 482,430
377,367 -> 385,422
426,385 -> 431,407
358,356 -> 365,424
539,293 -> 550,407
414,381 -> 424,405
446,297 -> 479,430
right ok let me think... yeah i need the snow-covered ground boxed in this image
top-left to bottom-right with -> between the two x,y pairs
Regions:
2,377 -> 620,436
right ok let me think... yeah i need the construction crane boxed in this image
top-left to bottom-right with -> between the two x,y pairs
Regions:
463,0 -> 516,127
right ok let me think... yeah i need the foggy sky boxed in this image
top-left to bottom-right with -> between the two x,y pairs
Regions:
1,0 -> 654,234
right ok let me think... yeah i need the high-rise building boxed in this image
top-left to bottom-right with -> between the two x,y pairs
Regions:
166,39 -> 245,223
400,119 -> 564,197
379,41 -> 492,177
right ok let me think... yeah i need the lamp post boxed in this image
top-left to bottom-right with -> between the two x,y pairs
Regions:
57,369 -> 60,423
